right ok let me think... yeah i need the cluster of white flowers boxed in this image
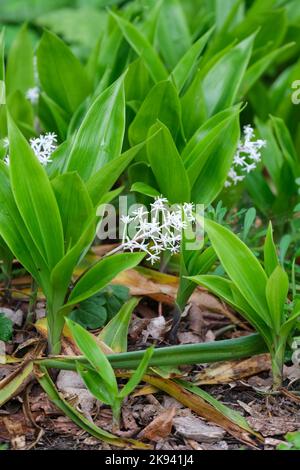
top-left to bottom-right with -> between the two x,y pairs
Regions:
4,132 -> 57,166
120,197 -> 196,264
224,125 -> 266,188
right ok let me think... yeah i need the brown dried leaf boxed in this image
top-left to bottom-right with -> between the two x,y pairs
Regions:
139,407 -> 176,442
195,354 -> 271,385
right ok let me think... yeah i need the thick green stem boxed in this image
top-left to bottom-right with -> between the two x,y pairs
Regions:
37,333 -> 267,370
271,343 -> 285,391
47,303 -> 65,355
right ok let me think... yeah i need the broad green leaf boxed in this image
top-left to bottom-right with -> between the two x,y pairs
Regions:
131,182 -> 160,198
203,218 -> 270,324
266,265 -> 289,333
255,118 -> 283,192
118,347 -> 154,398
264,222 -> 279,276
52,172 -> 94,251
242,208 -> 256,241
65,252 -> 145,308
202,34 -> 255,117
37,30 -> 91,115
245,171 -> 275,216
7,91 -> 35,138
87,143 -> 145,207
270,115 -> 298,176
8,115 -> 64,270
183,107 -> 241,204
110,11 -> 168,83
6,24 -> 35,96
147,122 -> 190,203
70,285 -> 130,330
214,0 -> 244,31
39,92 -> 68,140
65,318 -> 118,394
170,28 -> 213,93
279,234 -> 292,265
0,163 -> 50,287
63,75 -> 126,181
180,40 -> 237,138
129,80 -> 182,148
125,58 -> 153,104
99,297 -> 139,353
240,43 -> 295,96
156,0 -> 191,70
70,296 -> 107,330
76,362 -> 114,405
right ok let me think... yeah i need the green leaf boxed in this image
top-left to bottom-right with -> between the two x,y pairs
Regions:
52,172 -> 94,251
7,90 -> 35,138
177,246 -> 217,311
64,253 -> 145,308
76,362 -> 114,405
6,24 -> 35,96
184,107 -> 241,204
147,122 -> 190,203
270,115 -> 298,176
8,115 -> 64,271
69,286 -> 130,330
0,313 -> 13,341
264,222 -> 279,277
118,346 -> 154,398
66,318 -> 118,394
39,92 -> 68,140
266,265 -> 289,334
0,163 -> 50,286
110,11 -> 168,83
242,208 -> 256,241
203,218 -> 270,325
70,298 -> 107,330
129,80 -> 182,148
202,34 -> 255,117
177,379 -> 255,435
131,182 -> 160,198
86,143 -> 145,207
240,43 -> 295,96
99,297 -> 139,353
37,30 -> 91,115
156,0 -> 191,70
63,75 -> 126,181
170,28 -> 213,93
